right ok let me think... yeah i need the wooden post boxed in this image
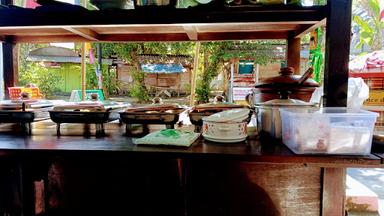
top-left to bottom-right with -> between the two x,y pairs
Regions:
97,43 -> 103,90
81,43 -> 86,101
322,168 -> 346,216
2,42 -> 18,99
287,33 -> 301,74
229,62 -> 234,103
323,0 -> 352,107
190,42 -> 200,106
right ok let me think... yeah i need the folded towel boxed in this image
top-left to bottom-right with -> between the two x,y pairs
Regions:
133,129 -> 200,147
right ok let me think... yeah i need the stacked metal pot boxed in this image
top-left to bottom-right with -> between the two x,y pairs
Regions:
247,67 -> 320,139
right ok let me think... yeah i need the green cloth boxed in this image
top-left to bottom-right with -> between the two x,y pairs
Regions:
133,129 -> 200,147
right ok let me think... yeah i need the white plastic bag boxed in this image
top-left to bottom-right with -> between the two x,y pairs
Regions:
347,78 -> 369,109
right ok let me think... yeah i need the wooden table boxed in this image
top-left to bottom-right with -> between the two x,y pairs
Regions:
0,120 -> 381,216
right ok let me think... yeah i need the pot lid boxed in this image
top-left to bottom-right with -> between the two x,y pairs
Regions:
256,98 -> 316,106
202,108 -> 249,122
255,67 -> 319,88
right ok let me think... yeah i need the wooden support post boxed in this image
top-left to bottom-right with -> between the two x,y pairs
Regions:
323,0 -> 352,107
2,42 -> 18,99
190,42 -> 200,106
287,33 -> 301,74
322,168 -> 346,216
81,43 -> 86,101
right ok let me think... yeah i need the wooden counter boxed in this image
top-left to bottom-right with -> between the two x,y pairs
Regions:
0,120 -> 381,216
0,120 -> 380,167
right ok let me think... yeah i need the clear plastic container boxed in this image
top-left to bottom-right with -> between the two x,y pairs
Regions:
279,107 -> 378,155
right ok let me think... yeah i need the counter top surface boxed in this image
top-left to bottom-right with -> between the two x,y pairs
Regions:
0,120 -> 380,167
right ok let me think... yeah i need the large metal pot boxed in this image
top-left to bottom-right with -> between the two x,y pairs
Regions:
255,93 -> 317,139
247,67 -> 319,104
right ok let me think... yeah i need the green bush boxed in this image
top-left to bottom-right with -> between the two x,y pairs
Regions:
129,70 -> 150,103
19,63 -> 62,98
86,64 -> 118,94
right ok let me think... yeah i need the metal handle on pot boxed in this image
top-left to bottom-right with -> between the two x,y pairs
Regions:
245,93 -> 253,106
297,67 -> 314,85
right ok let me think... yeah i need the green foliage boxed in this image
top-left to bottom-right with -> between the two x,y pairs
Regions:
86,64 -> 118,94
129,69 -> 150,103
99,42 -> 195,60
195,41 -> 280,103
99,42 -> 195,101
353,0 -> 384,51
19,63 -> 62,98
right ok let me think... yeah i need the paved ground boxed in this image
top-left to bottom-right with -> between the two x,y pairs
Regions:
348,168 -> 384,215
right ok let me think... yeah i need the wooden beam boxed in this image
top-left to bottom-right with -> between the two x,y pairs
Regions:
13,32 -> 288,43
63,27 -> 99,41
0,6 -> 326,27
182,25 -> 198,41
295,18 -> 326,38
287,32 -> 301,74
100,33 -> 190,42
323,0 -> 352,107
198,31 -> 288,40
13,35 -> 89,43
2,42 -> 18,99
322,168 -> 346,216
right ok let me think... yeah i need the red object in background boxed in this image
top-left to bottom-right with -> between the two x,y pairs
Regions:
381,0 -> 384,21
25,0 -> 40,8
8,87 -> 40,100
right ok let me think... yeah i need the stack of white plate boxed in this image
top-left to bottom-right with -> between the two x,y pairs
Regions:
202,108 -> 250,143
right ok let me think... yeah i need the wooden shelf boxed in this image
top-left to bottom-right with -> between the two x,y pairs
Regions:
0,5 -> 326,42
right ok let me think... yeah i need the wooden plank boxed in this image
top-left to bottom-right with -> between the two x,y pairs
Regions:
323,0 -> 352,107
63,27 -> 99,41
182,25 -> 198,41
0,6 -> 327,27
287,32 -> 301,74
91,25 -> 185,34
0,160 -> 24,215
34,180 -> 45,215
196,22 -> 301,33
198,31 -> 289,40
185,161 -> 322,216
295,18 -> 326,38
13,35 -> 89,43
13,32 -> 288,42
322,168 -> 346,216
45,157 -> 184,215
100,33 -> 191,42
0,28 -> 72,36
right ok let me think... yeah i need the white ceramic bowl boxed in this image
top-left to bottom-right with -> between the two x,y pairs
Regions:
202,120 -> 248,143
203,108 -> 250,123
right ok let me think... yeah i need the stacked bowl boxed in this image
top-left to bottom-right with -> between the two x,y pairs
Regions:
202,108 -> 250,143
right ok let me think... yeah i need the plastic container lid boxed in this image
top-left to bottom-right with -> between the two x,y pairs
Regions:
202,108 -> 249,123
255,98 -> 316,107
